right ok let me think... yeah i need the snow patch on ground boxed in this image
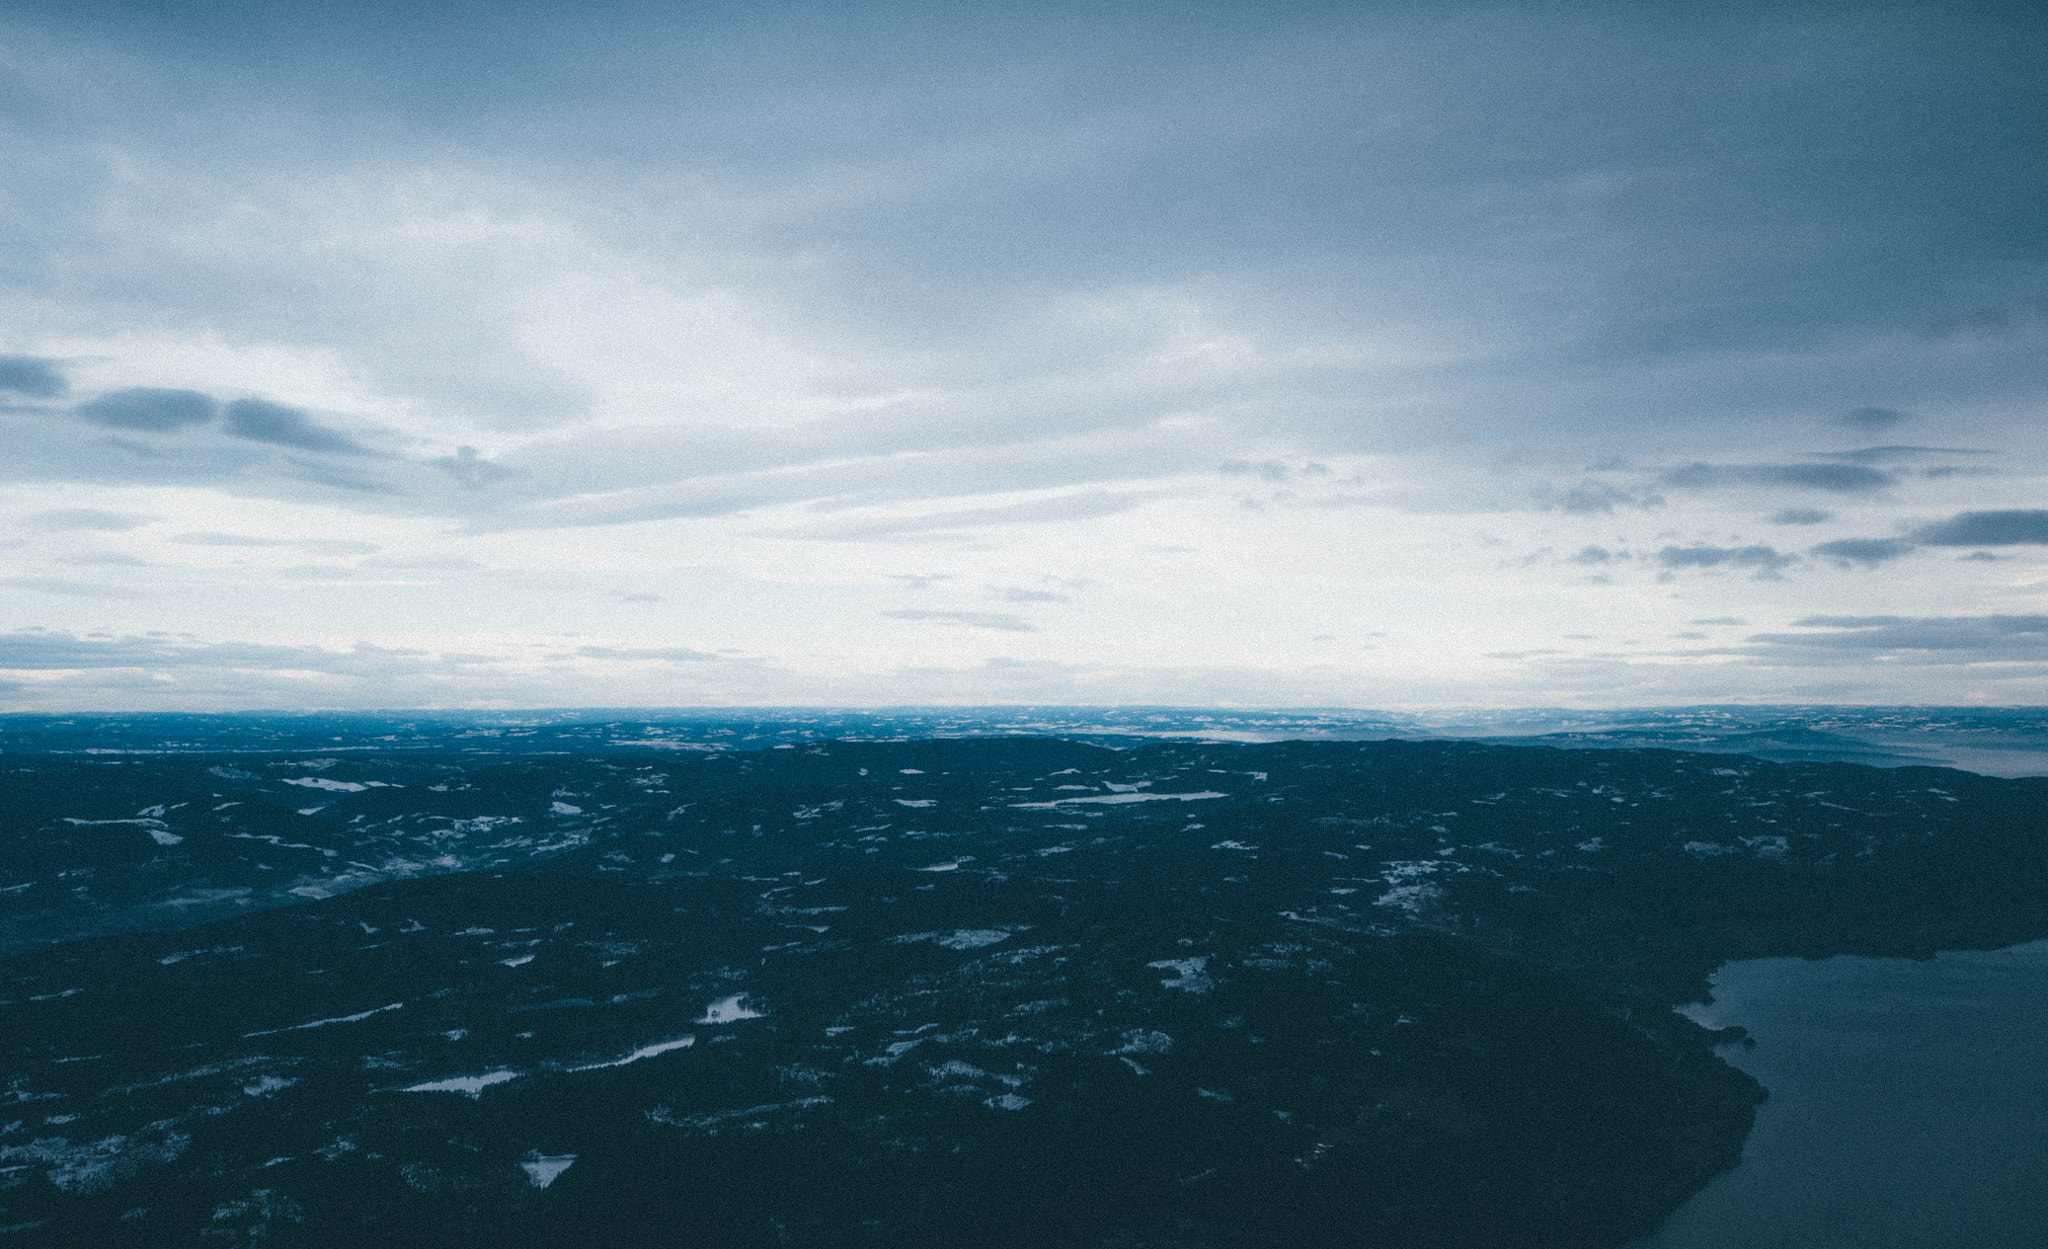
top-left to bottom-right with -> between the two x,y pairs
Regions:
651,1097 -> 831,1133
520,1154 -> 576,1188
570,1036 -> 695,1071
282,778 -> 393,792
939,929 -> 1012,949
1147,957 -> 1214,993
0,1125 -> 190,1193
400,1070 -> 520,1097
61,817 -> 183,845
244,1002 -> 402,1037
1374,860 -> 1451,913
698,994 -> 764,1024
159,945 -> 242,966
1012,792 -> 1227,809
888,927 -> 1016,950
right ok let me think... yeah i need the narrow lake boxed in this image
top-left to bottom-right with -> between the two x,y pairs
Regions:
1630,938 -> 2048,1248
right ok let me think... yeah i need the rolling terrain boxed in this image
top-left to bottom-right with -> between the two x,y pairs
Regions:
4,730 -> 2047,1246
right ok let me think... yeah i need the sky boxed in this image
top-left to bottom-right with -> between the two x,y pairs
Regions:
1,0 -> 2045,711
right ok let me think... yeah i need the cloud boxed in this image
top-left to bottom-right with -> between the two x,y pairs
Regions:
775,490 -> 1167,542
0,355 -> 68,400
1569,545 -> 1612,564
989,586 -> 1067,603
169,531 -> 290,546
169,532 -> 381,554
1662,463 -> 1893,493
1912,510 -> 2048,546
1655,545 -> 1794,575
22,508 -> 154,531
0,630 -> 492,676
2,6 -> 2046,709
73,388 -> 218,431
474,419 -> 1212,532
1746,615 -> 2048,663
1767,508 -> 1832,525
1837,407 -> 1911,432
1810,537 -> 1915,566
358,555 -> 480,571
1532,481 -> 1660,515
572,645 -> 720,662
1219,459 -> 1293,482
435,445 -> 519,487
1816,445 -> 1992,465
285,459 -> 399,494
1219,459 -> 1327,483
881,610 -> 1037,632
223,398 -> 374,455
1557,483 -> 1623,514
0,577 -> 148,599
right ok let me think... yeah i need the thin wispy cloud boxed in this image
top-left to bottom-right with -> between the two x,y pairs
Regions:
1662,463 -> 1894,494
881,610 -> 1038,632
24,508 -> 154,531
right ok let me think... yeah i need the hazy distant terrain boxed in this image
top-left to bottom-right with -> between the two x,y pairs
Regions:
8,703 -> 2048,772
4,712 -> 2047,1246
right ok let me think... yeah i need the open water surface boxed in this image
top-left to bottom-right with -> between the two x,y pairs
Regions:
1631,939 -> 2048,1248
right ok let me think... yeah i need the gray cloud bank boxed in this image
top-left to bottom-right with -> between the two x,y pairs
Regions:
1783,511 -> 2048,570
0,355 -> 68,399
0,2 -> 2040,530
1809,537 -> 1915,566
1553,505 -> 2048,581
1662,463 -> 1893,494
1748,616 -> 2048,664
223,398 -> 377,455
1914,510 -> 2048,546
75,388 -> 217,431
0,630 -> 482,676
1656,545 -> 1793,576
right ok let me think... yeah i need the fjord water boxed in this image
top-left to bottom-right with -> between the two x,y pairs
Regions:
1633,939 -> 2048,1248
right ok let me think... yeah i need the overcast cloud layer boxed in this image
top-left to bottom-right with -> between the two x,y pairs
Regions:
2,1 -> 2046,710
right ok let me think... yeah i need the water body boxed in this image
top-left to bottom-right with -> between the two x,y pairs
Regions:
1631,939 -> 2048,1249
